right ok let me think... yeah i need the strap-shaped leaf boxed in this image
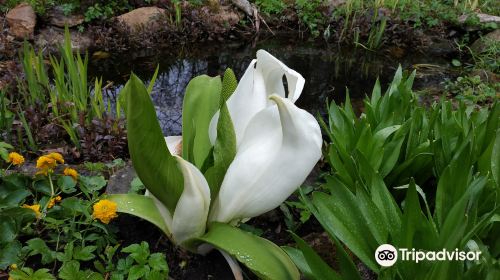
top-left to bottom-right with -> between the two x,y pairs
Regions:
181,75 -> 221,167
198,222 -> 299,280
124,74 -> 183,213
107,194 -> 170,236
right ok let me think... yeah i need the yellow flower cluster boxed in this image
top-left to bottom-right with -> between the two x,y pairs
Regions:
92,199 -> 118,224
63,167 -> 79,181
7,152 -> 24,166
22,204 -> 41,219
36,152 -> 64,176
47,196 -> 62,209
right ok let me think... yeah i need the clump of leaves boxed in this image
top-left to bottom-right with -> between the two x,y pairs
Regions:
286,67 -> 500,279
444,74 -> 499,104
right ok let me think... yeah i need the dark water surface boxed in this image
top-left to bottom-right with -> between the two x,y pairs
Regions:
89,38 -> 451,136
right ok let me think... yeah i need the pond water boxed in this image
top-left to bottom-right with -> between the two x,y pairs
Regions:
89,38 -> 452,136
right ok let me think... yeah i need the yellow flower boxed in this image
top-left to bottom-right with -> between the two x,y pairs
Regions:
10,264 -> 17,270
36,156 -> 56,171
47,152 -> 64,164
63,168 -> 79,181
22,204 -> 41,218
47,196 -> 62,209
92,200 -> 118,224
7,152 -> 25,165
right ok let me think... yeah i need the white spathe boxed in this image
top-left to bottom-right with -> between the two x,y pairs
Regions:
209,95 -> 322,223
209,50 -> 306,146
154,50 -> 321,244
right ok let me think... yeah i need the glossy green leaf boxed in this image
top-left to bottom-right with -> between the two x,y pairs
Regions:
399,179 -> 421,248
288,232 -> 340,280
330,235 -> 362,280
198,222 -> 299,280
124,74 -> 183,213
107,194 -> 169,236
181,75 -> 221,167
282,247 -> 315,279
311,190 -> 379,272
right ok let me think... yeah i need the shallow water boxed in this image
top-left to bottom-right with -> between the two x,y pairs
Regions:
89,38 -> 451,136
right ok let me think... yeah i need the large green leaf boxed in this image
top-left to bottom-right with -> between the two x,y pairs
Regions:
198,222 -> 299,280
107,194 -> 169,236
181,75 -> 221,167
124,74 -> 183,213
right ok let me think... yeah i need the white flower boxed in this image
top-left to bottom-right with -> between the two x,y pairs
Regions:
158,50 -> 322,243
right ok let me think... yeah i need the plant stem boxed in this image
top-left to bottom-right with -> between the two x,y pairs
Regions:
218,249 -> 243,280
49,173 -> 55,196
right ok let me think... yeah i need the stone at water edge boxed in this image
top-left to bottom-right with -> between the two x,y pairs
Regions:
48,6 -> 85,28
6,3 -> 37,40
35,27 -> 94,53
471,29 -> 500,54
116,7 -> 166,31
458,13 -> 500,25
105,162 -> 137,194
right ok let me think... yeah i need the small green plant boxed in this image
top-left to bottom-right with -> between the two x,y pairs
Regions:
295,0 -> 326,37
444,75 -> 499,103
255,0 -> 288,15
1,151 -> 171,279
113,242 -> 169,279
172,0 -> 182,27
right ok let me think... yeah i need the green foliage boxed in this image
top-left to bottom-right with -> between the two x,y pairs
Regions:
181,75 -> 221,168
0,154 -> 112,270
295,0 -> 326,37
16,28 -> 117,150
255,0 -> 288,15
9,267 -> 56,280
122,74 -> 184,213
107,194 -> 169,235
198,222 -> 300,280
84,1 -> 130,22
1,153 -> 170,279
444,74 -> 499,103
293,67 -> 500,279
203,69 -> 237,200
1,0 -> 130,21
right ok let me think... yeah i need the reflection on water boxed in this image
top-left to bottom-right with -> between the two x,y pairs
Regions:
90,39 -> 450,136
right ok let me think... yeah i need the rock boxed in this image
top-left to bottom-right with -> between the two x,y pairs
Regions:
48,6 -> 85,28
106,162 -> 136,194
470,29 -> 500,53
35,27 -> 94,52
6,3 -> 37,39
116,7 -> 166,31
458,13 -> 500,25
